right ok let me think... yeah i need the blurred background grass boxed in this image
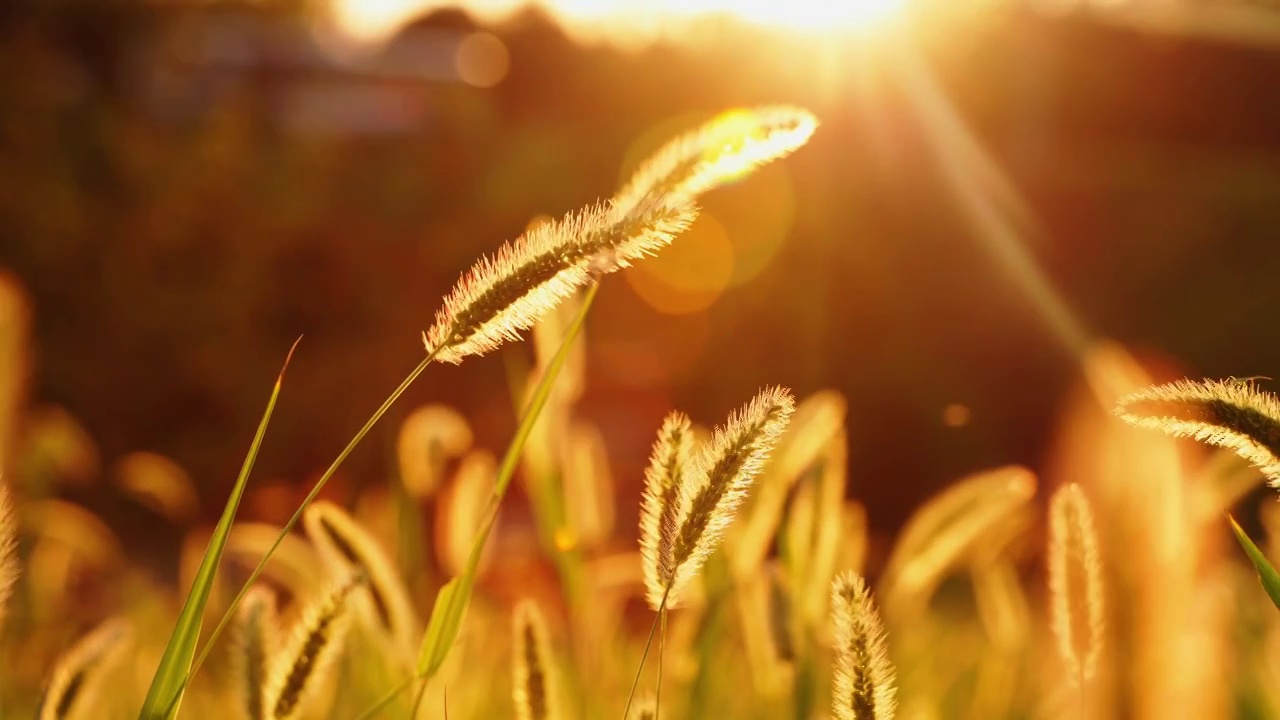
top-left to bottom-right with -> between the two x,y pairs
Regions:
1,0 -> 1278,572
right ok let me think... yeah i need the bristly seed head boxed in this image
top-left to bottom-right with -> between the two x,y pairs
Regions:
640,411 -> 693,610
512,600 -> 559,720
831,572 -> 896,720
39,617 -> 131,720
236,585 -> 278,720
666,386 -> 795,607
303,501 -> 418,651
612,105 -> 819,220
1115,378 -> 1280,486
264,574 -> 361,720
1048,483 -> 1104,687
423,202 -> 697,365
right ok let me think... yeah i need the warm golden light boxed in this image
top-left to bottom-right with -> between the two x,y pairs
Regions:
332,0 -> 909,46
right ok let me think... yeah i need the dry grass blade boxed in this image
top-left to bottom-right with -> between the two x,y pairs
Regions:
423,202 -> 697,365
1115,378 -> 1280,485
264,574 -> 361,720
233,586 -> 278,720
303,501 -> 418,650
667,386 -> 795,607
512,600 -> 559,720
1048,483 -> 1105,688
40,617 -> 132,720
831,573 -> 896,720
640,412 -> 694,610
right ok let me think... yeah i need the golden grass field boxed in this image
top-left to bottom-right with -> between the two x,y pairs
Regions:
3,104 -> 1280,720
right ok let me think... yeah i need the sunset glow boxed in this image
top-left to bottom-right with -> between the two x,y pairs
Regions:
333,0 -> 909,45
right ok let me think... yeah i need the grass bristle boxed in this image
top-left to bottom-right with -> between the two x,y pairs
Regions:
1048,482 -> 1105,688
640,411 -> 693,610
1115,378 -> 1280,485
831,572 -> 897,720
264,574 -> 361,720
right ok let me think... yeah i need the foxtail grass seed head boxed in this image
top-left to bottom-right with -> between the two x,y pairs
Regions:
1115,378 -> 1280,486
640,411 -> 694,609
1048,483 -> 1105,687
303,501 -> 418,649
423,201 -> 697,364
264,574 -> 361,720
39,617 -> 131,720
397,404 -> 473,498
0,483 -> 15,627
235,586 -> 279,720
112,451 -> 200,525
612,105 -> 819,218
668,386 -> 795,606
512,600 -> 559,720
831,573 -> 897,720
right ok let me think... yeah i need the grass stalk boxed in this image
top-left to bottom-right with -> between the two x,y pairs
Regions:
166,349 -> 439,717
356,283 -> 599,719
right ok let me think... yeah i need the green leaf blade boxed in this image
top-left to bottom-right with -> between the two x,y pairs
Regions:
1229,514 -> 1280,610
137,339 -> 299,719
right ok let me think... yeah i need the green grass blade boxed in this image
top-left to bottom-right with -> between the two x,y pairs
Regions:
165,350 -> 439,717
414,283 -> 600,681
1229,514 -> 1280,610
138,338 -> 300,720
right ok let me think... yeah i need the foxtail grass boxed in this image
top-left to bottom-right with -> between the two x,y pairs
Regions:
1115,378 -> 1280,485
304,501 -> 418,650
880,466 -> 1036,614
831,572 -> 897,720
396,404 -> 473,499
612,105 -> 818,219
233,586 -> 277,720
512,600 -> 559,720
423,202 -> 697,365
264,574 -> 362,720
160,104 -> 817,716
1048,483 -> 1105,689
436,450 -> 499,577
40,617 -> 131,720
626,387 -> 795,718
668,386 -> 796,606
640,412 -> 694,610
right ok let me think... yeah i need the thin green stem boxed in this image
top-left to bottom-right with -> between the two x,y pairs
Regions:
167,351 -> 438,717
623,586 -> 671,719
411,678 -> 430,718
656,605 -> 668,719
